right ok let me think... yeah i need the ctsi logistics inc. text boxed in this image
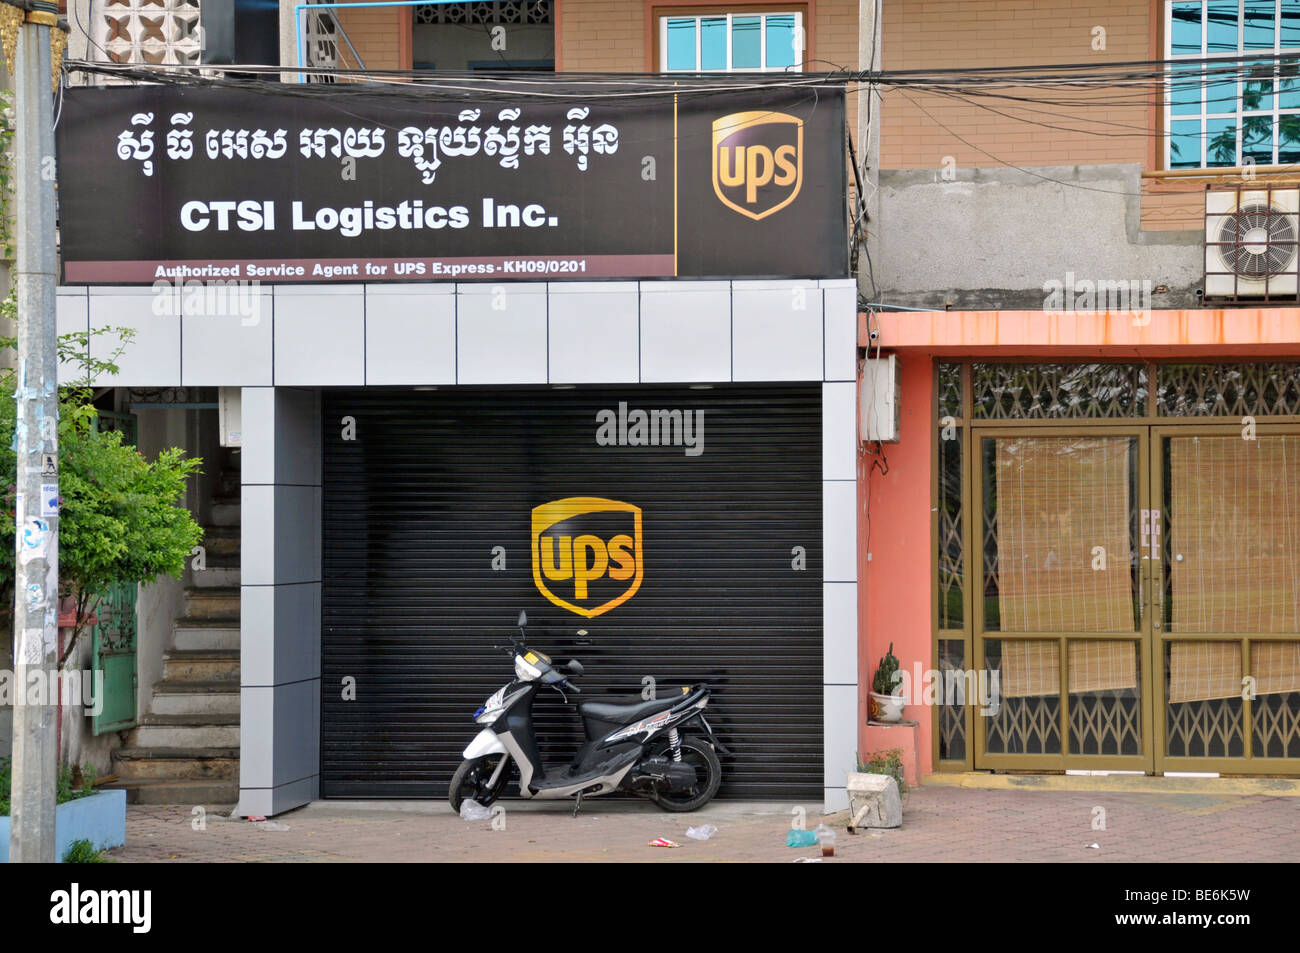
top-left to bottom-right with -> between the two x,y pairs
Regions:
179,198 -> 560,237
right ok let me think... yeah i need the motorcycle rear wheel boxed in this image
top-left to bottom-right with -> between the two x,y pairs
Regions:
448,754 -> 511,814
649,737 -> 721,813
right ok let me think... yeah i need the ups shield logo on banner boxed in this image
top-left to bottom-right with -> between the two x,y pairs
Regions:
531,497 -> 644,618
712,111 -> 803,221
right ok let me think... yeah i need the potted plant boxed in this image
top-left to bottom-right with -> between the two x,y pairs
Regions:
869,642 -> 905,723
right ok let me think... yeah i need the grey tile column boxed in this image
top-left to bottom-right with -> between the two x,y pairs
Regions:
236,387 -> 322,817
821,279 -> 860,812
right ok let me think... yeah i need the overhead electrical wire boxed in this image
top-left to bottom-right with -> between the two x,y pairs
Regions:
64,59 -> 857,101
63,49 -> 1300,96
63,36 -> 1300,326
62,49 -> 1300,198
62,50 -> 1300,152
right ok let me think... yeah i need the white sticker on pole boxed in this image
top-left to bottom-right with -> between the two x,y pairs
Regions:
19,627 -> 44,665
19,517 -> 49,564
41,484 -> 58,517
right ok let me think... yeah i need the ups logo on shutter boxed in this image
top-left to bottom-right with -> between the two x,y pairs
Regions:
531,497 -> 644,618
712,110 -> 803,221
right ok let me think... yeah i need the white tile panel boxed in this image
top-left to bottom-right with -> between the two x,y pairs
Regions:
547,282 -> 639,384
456,282 -> 547,384
639,281 -> 731,382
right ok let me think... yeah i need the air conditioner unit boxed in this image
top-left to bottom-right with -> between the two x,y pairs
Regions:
1204,186 -> 1300,300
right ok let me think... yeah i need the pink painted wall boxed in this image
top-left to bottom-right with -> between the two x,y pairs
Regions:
854,306 -> 1300,779
858,350 -> 934,776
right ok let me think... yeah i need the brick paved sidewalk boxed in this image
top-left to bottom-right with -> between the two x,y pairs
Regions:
105,786 -> 1300,863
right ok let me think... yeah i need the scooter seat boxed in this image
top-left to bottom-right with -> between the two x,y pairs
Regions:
577,694 -> 680,724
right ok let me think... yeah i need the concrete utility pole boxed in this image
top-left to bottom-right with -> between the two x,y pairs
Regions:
7,0 -> 61,863
856,0 -> 881,293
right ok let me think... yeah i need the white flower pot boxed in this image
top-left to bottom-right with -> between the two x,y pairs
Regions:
870,691 -> 905,723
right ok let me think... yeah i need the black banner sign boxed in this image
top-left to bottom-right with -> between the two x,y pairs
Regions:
57,82 -> 847,283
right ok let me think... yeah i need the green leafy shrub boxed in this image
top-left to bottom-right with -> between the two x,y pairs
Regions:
0,322 -> 204,664
1,757 -> 99,816
857,747 -> 907,797
56,762 -> 98,805
62,838 -> 108,863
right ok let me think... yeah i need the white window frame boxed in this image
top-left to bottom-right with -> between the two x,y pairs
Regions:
658,11 -> 804,73
1164,0 -> 1300,169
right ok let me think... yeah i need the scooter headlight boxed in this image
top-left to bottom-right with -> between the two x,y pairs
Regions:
514,655 -> 543,681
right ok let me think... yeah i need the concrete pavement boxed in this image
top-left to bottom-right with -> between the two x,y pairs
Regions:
104,785 -> 1300,862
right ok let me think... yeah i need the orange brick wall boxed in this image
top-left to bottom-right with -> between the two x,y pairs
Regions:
328,1 -> 860,206
557,0 -> 861,155
335,1 -> 409,72
557,0 -> 644,70
881,0 -> 1153,171
1141,182 -> 1204,230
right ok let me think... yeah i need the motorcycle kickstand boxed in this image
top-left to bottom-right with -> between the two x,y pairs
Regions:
572,792 -> 583,818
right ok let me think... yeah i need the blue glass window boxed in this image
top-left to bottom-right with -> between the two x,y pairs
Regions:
700,17 -> 727,70
662,12 -> 802,72
1280,58 -> 1300,107
1244,0 -> 1276,49
1283,0 -> 1300,47
1172,2 -> 1203,54
1167,2 -> 1300,168
1241,120 -> 1275,163
1279,119 -> 1300,161
1207,1 -> 1239,53
1206,117 -> 1238,165
766,14 -> 797,69
1242,58 -> 1275,111
1205,66 -> 1238,113
1170,119 -> 1203,168
666,18 -> 696,71
1172,62 -> 1203,114
732,16 -> 761,69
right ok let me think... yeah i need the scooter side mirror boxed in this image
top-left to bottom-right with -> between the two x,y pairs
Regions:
517,610 -> 527,628
566,659 -> 584,675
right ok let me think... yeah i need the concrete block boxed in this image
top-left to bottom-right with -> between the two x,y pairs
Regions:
846,772 -> 903,830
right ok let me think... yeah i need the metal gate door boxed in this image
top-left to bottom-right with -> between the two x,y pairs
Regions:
320,384 -> 824,799
91,411 -> 139,735
1152,424 -> 1300,772
972,427 -> 1154,772
940,361 -> 1300,777
972,423 -> 1300,772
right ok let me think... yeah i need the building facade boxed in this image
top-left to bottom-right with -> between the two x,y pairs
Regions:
55,0 -> 868,815
50,0 -> 1300,813
867,0 -> 1300,782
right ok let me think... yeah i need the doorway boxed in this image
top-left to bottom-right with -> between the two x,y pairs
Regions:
936,362 -> 1300,774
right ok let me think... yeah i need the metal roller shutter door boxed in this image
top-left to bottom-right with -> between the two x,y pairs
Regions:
320,384 -> 823,798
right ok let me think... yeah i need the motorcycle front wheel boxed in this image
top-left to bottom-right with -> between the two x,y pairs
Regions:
649,737 -> 722,813
448,754 -> 511,814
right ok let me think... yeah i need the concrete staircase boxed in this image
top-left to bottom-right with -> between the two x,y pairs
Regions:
109,469 -> 241,807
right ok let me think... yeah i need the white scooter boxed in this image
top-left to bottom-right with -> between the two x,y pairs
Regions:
450,611 -> 728,815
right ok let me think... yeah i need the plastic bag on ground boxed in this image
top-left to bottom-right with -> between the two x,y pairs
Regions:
685,824 -> 718,841
459,799 -> 493,821
786,828 -> 817,847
